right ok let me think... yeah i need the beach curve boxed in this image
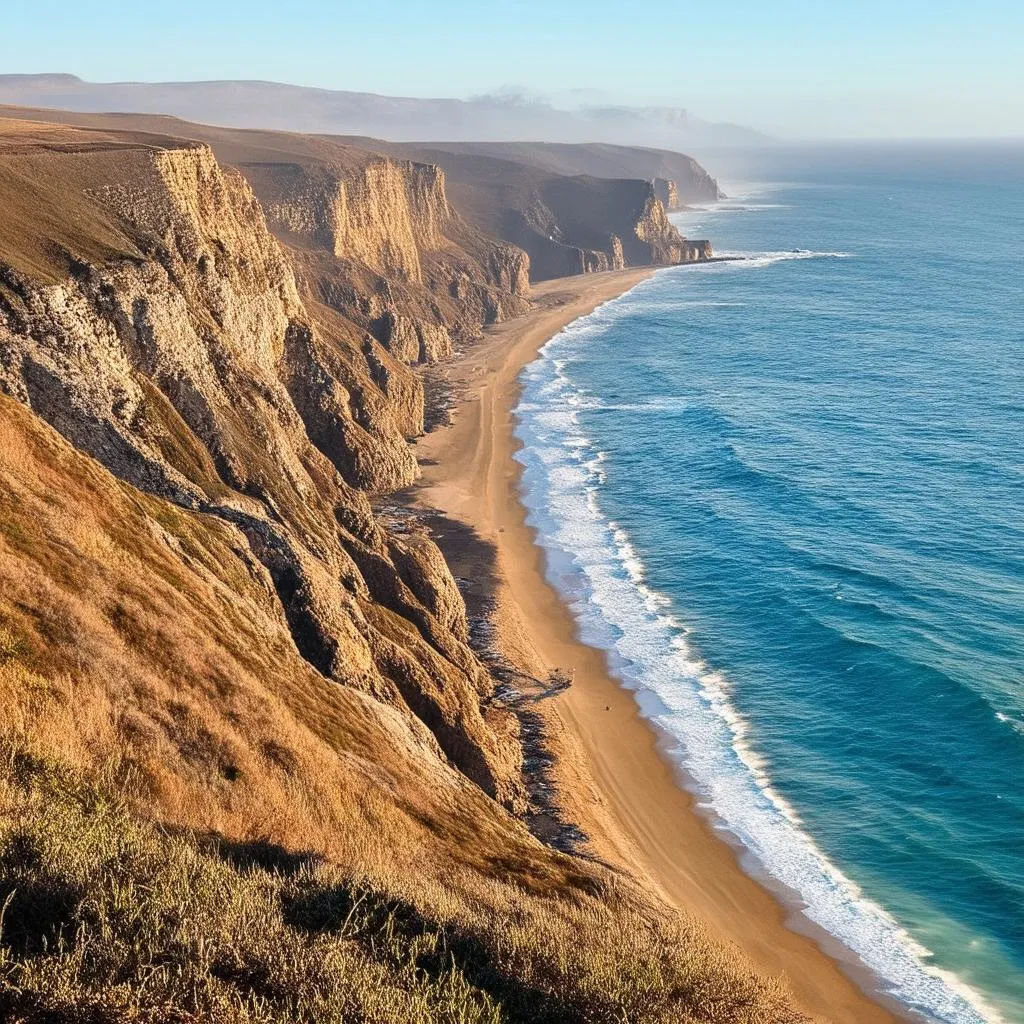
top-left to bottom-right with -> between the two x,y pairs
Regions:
411,268 -> 911,1024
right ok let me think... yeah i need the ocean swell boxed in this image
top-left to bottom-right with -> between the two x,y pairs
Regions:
512,288 -> 1002,1024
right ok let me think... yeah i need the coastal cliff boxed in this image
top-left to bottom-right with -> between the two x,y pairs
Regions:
366,144 -> 710,282
0,123 -> 523,809
240,151 -> 530,366
653,176 -> 680,210
0,115 -> 807,1024
251,157 -> 450,281
514,176 -> 696,279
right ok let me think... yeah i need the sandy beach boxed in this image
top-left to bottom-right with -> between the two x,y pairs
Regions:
412,269 -> 908,1024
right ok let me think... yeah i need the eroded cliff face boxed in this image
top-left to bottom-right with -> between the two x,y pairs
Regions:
0,128 -> 524,811
516,176 -> 704,281
253,158 -> 448,283
653,177 -> 680,211
239,153 -> 530,368
634,190 -> 691,264
0,119 -> 716,830
346,143 -> 713,284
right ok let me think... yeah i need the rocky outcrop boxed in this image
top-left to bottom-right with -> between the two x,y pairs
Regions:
0,125 -> 524,810
633,189 -> 698,264
365,143 -> 711,283
237,152 -> 531,366
250,158 -> 449,283
653,177 -> 680,211
680,239 -> 713,260
514,176 -> 706,280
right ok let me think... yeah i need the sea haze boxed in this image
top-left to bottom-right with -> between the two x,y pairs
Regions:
513,144 -> 1024,1023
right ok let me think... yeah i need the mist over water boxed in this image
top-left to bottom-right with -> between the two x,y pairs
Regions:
514,147 -> 1024,1023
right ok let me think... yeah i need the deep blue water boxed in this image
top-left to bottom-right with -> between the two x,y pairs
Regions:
514,145 -> 1024,1023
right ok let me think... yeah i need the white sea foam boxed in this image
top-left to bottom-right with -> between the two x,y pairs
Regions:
511,291 -> 1004,1024
995,711 -> 1024,735
720,249 -> 852,268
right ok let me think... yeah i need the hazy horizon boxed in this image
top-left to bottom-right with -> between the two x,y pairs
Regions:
2,0 -> 1022,141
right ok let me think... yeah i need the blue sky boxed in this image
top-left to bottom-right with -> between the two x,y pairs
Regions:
2,0 -> 1021,138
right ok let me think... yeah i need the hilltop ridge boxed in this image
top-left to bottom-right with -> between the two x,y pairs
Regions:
0,106 -> 722,285
0,73 -> 770,150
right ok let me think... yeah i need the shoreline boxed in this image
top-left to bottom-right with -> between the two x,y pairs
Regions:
412,268 -> 910,1024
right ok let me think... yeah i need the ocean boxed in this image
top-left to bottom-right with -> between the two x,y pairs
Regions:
513,144 -> 1024,1023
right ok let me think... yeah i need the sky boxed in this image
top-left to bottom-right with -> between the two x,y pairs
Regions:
1,0 -> 1022,139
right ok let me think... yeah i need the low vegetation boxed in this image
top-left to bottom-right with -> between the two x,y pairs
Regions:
0,752 -> 802,1024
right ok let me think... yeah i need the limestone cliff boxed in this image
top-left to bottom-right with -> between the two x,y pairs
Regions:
509,175 -> 707,280
0,120 -> 524,809
653,176 -> 680,211
248,158 -> 449,283
212,139 -> 531,368
357,144 -> 710,282
0,115 -> 711,823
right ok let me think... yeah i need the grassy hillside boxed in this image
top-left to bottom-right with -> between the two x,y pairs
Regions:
0,399 -> 803,1024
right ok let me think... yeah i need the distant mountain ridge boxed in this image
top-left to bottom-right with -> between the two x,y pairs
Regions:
0,74 -> 770,153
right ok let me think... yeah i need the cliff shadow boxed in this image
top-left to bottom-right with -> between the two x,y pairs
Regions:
380,491 -> 594,857
377,492 -> 501,633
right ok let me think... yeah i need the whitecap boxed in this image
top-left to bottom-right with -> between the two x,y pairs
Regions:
717,249 -> 852,268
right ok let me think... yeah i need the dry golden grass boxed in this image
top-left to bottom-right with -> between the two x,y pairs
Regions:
0,397 -> 807,1022
0,752 -> 803,1024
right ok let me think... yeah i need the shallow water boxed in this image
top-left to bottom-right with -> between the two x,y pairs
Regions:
513,145 -> 1024,1023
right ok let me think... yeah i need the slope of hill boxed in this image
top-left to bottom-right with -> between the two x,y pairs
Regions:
0,107 -> 532,384
382,140 -> 723,205
0,74 -> 769,151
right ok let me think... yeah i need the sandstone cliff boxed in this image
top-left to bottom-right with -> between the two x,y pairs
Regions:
0,119 -> 523,810
653,176 -> 680,211
498,174 -> 707,281
242,151 -> 530,365
361,145 -> 709,282
0,107 -> 533,369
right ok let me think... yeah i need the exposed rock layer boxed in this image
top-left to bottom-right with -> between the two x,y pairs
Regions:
363,145 -> 709,282
0,120 -> 524,809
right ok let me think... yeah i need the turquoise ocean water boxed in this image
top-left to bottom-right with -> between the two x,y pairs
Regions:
513,145 -> 1023,1023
